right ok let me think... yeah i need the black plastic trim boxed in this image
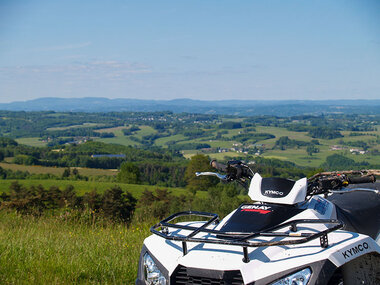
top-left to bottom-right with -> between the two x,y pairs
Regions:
171,265 -> 244,284
261,177 -> 295,198
220,203 -> 305,233
327,191 -> 380,239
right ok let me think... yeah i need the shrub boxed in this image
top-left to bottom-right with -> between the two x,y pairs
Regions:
1,183 -> 136,223
118,162 -> 141,184
102,186 -> 136,222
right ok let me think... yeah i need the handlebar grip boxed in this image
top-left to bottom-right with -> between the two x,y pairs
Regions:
210,160 -> 227,172
348,175 -> 376,184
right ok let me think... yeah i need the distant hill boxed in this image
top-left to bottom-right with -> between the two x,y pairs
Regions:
1,97 -> 380,116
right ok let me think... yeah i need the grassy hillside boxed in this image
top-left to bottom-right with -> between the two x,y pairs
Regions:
92,123 -> 380,168
96,125 -> 157,147
17,123 -> 380,168
97,127 -> 142,146
4,111 -> 380,170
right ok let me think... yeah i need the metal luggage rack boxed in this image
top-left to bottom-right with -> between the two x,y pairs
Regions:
150,211 -> 344,263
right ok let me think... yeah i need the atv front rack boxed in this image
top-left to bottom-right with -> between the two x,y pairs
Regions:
150,211 -> 344,263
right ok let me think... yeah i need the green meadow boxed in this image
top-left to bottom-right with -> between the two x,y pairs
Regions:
0,211 -> 152,284
0,179 -> 207,199
0,162 -> 117,177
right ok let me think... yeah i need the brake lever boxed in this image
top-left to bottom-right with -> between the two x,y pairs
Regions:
330,187 -> 379,194
195,172 -> 227,180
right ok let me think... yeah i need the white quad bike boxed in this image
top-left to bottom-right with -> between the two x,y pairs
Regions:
136,160 -> 380,285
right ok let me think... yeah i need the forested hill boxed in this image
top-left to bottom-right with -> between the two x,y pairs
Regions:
1,97 -> 380,116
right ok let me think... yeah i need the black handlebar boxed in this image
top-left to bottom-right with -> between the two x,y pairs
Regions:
209,160 -> 377,195
347,175 -> 376,184
308,174 -> 377,196
210,160 -> 253,189
210,160 -> 227,172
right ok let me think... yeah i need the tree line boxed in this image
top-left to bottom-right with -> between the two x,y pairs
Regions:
0,180 -> 249,224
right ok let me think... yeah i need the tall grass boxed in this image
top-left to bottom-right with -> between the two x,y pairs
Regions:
0,210 -> 153,284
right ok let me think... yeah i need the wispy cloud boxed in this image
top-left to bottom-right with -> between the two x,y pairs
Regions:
0,60 -> 152,82
33,42 -> 92,52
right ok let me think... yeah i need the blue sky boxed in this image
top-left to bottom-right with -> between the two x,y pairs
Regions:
0,0 -> 379,103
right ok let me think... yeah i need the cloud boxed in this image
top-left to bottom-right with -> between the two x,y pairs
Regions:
0,60 -> 155,101
0,61 -> 152,80
33,42 -> 92,52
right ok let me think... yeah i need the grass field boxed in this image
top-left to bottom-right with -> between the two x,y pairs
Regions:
94,126 -> 126,133
155,134 -> 187,147
183,151 -> 241,160
15,137 -> 47,147
97,128 -> 141,146
0,211 -> 152,284
96,125 -> 157,147
135,126 -> 156,137
0,179 -> 206,200
47,123 -> 104,131
0,162 -> 118,177
261,146 -> 380,168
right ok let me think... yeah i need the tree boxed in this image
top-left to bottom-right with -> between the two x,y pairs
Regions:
118,162 -> 141,184
185,154 -> 218,193
0,166 -> 6,179
138,189 -> 156,206
102,186 -> 136,222
306,145 -> 319,156
72,168 -> 79,176
219,122 -> 242,129
83,190 -> 102,211
62,167 -> 71,178
321,154 -> 368,171
13,155 -> 38,165
62,185 -> 79,208
308,127 -> 343,139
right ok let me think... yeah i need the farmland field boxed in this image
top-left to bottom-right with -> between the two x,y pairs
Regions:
2,112 -> 380,170
0,162 -> 118,177
97,127 -> 141,146
96,125 -> 157,147
47,123 -> 104,131
15,137 -> 47,147
181,124 -> 380,167
155,133 -> 187,147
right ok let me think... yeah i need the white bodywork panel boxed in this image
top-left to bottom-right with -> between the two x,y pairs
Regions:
248,173 -> 307,205
143,203 -> 380,284
144,227 -> 379,284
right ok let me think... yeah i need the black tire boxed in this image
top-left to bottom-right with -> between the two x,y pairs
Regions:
327,268 -> 343,285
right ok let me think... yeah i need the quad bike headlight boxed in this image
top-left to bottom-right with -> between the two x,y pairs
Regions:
143,252 -> 167,285
270,268 -> 312,285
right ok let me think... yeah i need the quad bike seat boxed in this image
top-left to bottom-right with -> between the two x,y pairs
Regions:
327,183 -> 380,239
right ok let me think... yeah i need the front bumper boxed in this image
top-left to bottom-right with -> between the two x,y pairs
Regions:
136,246 -> 338,285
